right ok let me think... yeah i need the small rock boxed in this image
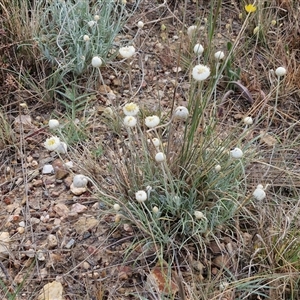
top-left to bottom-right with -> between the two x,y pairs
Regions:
71,203 -> 87,214
42,164 -> 54,174
47,234 -> 58,249
32,179 -> 43,187
30,217 -> 40,225
53,203 -> 70,218
37,281 -> 64,300
73,217 -> 99,235
82,261 -> 90,270
25,249 -> 35,258
40,268 -> 48,279
17,227 -> 25,234
14,115 -> 35,132
64,239 -> 75,249
19,221 -> 25,227
0,232 -> 10,260
70,183 -> 87,196
37,250 -> 46,261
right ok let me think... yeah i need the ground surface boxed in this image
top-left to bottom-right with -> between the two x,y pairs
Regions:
1,0 -> 300,299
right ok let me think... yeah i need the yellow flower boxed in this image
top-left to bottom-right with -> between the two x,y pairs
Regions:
245,4 -> 257,13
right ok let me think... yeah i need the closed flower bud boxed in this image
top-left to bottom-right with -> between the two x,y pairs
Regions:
155,152 -> 166,163
137,21 -> 144,28
193,43 -> 204,55
48,119 -> 60,129
113,204 -> 121,211
91,56 -> 102,68
230,147 -> 243,159
275,67 -> 287,77
174,106 -> 189,120
83,35 -> 90,42
215,164 -> 221,172
243,116 -> 253,125
214,51 -> 225,60
152,206 -> 159,213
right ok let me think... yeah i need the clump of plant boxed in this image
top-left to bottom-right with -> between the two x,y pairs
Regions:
34,0 -> 139,76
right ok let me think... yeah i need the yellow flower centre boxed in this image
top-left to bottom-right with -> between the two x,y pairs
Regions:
245,4 -> 257,13
125,103 -> 136,112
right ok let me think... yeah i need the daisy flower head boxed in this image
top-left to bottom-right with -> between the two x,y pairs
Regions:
275,67 -> 287,77
91,56 -> 102,68
245,4 -> 257,13
230,147 -> 243,159
145,115 -> 160,128
193,43 -> 204,56
124,116 -> 137,127
192,64 -> 210,81
119,46 -> 136,59
135,190 -> 147,203
44,136 -> 60,151
174,106 -> 189,121
123,102 -> 139,116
